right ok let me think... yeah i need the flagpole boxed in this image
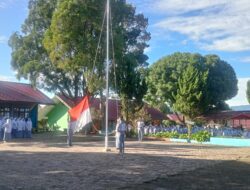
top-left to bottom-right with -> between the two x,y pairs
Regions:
105,0 -> 110,151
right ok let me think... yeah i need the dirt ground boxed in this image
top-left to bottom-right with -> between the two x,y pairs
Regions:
0,133 -> 250,190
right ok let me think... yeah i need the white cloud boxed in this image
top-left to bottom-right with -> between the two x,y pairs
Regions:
0,0 -> 12,9
226,78 -> 250,106
241,56 -> 250,63
145,0 -> 250,52
0,35 -> 8,44
0,75 -> 15,81
152,0 -> 227,15
202,36 -> 250,52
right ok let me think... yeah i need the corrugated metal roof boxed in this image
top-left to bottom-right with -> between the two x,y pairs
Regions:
57,95 -> 166,121
231,113 -> 250,120
167,114 -> 184,123
201,110 -> 250,120
57,95 -> 120,121
146,106 -> 167,120
0,81 -> 54,105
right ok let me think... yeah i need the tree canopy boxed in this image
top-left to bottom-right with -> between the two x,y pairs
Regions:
146,52 -> 238,119
9,0 -> 150,104
174,62 -> 208,119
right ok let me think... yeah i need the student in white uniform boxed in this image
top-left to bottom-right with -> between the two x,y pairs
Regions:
27,118 -> 33,138
17,118 -> 23,138
0,117 -> 4,140
137,118 -> 144,141
0,117 -> 3,138
11,118 -> 17,138
3,118 -> 12,142
144,125 -> 148,135
24,118 -> 29,138
115,118 -> 121,149
21,118 -> 26,138
67,121 -> 75,146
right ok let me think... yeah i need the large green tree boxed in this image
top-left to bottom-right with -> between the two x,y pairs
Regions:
174,62 -> 208,119
174,62 -> 208,139
205,55 -> 237,110
43,0 -> 106,98
8,0 -> 77,97
109,2 -> 150,121
146,52 -> 238,118
247,80 -> 250,104
9,0 -> 150,123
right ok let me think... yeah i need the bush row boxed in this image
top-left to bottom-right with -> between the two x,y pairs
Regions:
147,131 -> 211,142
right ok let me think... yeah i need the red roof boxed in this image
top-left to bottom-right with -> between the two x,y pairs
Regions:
231,113 -> 250,120
0,81 -> 53,105
90,98 -> 120,121
167,114 -> 184,123
146,106 -> 167,120
201,111 -> 250,120
57,95 -> 120,120
57,95 -> 166,121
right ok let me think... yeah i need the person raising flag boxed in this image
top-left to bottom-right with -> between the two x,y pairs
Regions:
117,116 -> 127,155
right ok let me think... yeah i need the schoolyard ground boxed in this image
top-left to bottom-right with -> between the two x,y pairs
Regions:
0,133 -> 250,190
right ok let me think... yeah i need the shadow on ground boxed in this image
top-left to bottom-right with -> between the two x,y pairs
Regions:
0,133 -> 250,190
120,157 -> 250,190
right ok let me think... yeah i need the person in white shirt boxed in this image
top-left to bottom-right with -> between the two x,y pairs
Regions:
27,118 -> 33,138
21,118 -> 26,138
115,118 -> 121,149
17,118 -> 23,138
67,119 -> 75,147
11,118 -> 17,138
127,123 -> 132,133
24,118 -> 30,138
144,125 -> 149,135
3,118 -> 12,142
137,118 -> 144,141
117,117 -> 127,154
0,117 -> 4,140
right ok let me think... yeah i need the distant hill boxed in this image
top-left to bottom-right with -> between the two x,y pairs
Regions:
230,105 -> 250,111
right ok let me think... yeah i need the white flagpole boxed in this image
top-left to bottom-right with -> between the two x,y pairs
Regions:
105,0 -> 110,151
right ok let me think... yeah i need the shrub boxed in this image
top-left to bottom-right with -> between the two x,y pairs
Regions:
147,130 -> 211,142
178,133 -> 188,139
191,131 -> 211,142
127,129 -> 137,138
150,131 -> 179,138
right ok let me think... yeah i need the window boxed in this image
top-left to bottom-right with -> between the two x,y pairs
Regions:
18,108 -> 30,118
0,107 -> 10,117
0,105 -> 30,118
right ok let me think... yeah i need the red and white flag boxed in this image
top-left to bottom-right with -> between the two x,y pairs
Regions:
68,95 -> 92,133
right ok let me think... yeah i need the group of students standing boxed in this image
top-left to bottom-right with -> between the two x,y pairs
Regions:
115,117 -> 145,154
66,116 -> 145,153
0,117 -> 33,142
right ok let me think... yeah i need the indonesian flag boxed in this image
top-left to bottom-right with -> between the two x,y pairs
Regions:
68,95 -> 92,133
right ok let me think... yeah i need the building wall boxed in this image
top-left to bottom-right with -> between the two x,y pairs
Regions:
30,105 -> 38,128
231,119 -> 250,129
47,103 -> 68,131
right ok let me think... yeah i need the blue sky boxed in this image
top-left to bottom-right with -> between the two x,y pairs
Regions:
0,0 -> 250,106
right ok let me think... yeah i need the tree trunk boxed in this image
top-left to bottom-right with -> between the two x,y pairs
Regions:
126,98 -> 129,123
174,111 -> 184,124
185,116 -> 193,143
187,124 -> 192,143
74,75 -> 79,98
